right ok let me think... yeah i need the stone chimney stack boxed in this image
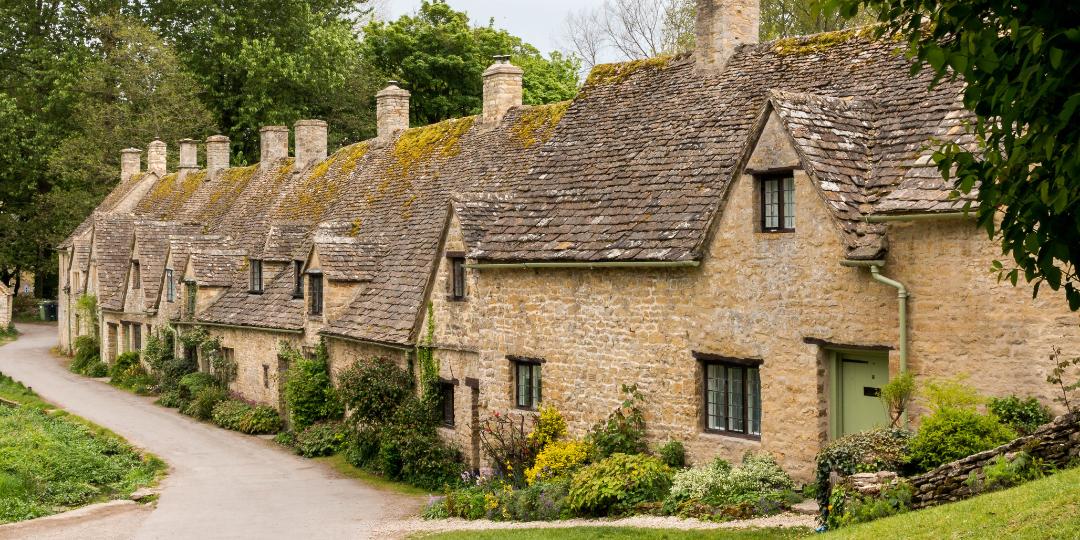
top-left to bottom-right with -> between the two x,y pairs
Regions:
259,126 -> 289,170
121,148 -> 142,182
376,81 -> 410,138
178,139 -> 199,173
294,120 -> 327,169
148,138 -> 167,176
695,0 -> 760,75
206,133 -> 230,173
482,55 -> 523,125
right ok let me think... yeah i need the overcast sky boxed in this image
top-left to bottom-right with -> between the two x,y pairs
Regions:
383,0 -> 608,58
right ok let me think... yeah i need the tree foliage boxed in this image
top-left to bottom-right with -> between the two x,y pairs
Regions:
822,0 -> 1080,312
362,0 -> 580,126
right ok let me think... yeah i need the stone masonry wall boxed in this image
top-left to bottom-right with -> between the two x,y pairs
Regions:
430,161 -> 1080,482
208,326 -> 302,409
0,282 -> 11,328
906,414 -> 1079,508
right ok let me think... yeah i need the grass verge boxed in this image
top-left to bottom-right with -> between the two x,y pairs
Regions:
821,463 -> 1080,539
414,527 -> 813,540
0,375 -> 167,524
313,453 -> 430,497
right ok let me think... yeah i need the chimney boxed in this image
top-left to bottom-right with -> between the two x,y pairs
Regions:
259,126 -> 289,170
695,0 -> 760,75
121,148 -> 142,182
178,138 -> 199,172
206,133 -> 230,173
482,55 -> 523,125
294,120 -> 327,169
148,138 -> 167,176
376,81 -> 410,138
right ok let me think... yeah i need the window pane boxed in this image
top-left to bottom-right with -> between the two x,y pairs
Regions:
517,364 -> 529,407
727,367 -> 745,432
748,368 -> 761,436
764,180 -> 779,229
532,365 -> 542,405
783,177 -> 796,229
707,364 -> 724,430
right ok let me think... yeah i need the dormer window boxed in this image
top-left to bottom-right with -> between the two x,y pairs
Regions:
293,260 -> 304,298
309,272 -> 323,316
132,261 -> 141,289
166,269 -> 175,302
761,174 -> 795,232
250,259 -> 263,294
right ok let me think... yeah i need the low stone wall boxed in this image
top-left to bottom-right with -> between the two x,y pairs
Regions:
906,413 -> 1079,509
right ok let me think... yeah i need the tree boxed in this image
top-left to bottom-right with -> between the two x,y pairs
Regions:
760,0 -> 874,40
361,0 -> 580,126
823,0 -> 1080,312
145,0 -> 381,162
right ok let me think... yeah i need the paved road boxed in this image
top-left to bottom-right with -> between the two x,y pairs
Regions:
0,323 -> 389,540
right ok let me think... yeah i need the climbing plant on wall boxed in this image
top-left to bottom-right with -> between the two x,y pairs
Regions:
176,325 -> 234,387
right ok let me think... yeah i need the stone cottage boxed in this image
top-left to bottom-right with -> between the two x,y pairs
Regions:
0,280 -> 12,328
57,0 -> 1080,481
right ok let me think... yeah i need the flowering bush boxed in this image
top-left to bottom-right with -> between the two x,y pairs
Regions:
528,405 -> 567,447
480,411 -> 542,487
525,440 -> 593,485
427,478 -> 573,521
566,453 -> 673,516
669,452 -> 794,507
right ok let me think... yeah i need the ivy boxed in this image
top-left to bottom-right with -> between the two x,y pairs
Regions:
175,325 -> 234,387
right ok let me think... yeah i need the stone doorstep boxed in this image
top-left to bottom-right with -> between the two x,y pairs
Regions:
791,499 -> 820,515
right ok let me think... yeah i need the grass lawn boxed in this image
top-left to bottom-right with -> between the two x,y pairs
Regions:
822,463 -> 1080,540
313,453 -> 430,497
416,527 -> 812,540
0,375 -> 166,524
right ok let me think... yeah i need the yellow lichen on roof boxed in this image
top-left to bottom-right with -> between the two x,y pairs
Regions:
195,165 -> 258,224
275,149 -> 353,222
392,116 -> 476,177
146,173 -> 181,205
773,26 -> 880,56
584,56 -> 672,88
511,101 -> 571,149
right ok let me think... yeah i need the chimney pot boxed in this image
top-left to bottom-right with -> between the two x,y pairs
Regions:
259,126 -> 289,170
376,82 -> 411,139
179,139 -> 199,170
695,0 -> 760,75
482,56 -> 523,125
121,148 -> 142,182
147,139 -> 167,175
206,134 -> 230,173
294,119 -> 327,169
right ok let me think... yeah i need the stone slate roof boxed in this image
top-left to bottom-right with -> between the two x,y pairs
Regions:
67,29 -> 977,345
58,172 -> 154,250
131,222 -> 202,310
456,31 -> 973,263
92,216 -> 136,311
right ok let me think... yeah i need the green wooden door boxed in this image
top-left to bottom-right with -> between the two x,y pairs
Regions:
840,352 -> 890,435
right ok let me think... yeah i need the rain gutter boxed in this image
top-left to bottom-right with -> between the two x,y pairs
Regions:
461,261 -> 700,270
860,212 -> 969,223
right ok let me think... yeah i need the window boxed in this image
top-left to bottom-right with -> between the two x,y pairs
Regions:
515,362 -> 542,409
166,269 -> 175,302
250,260 -> 263,293
132,261 -> 141,289
761,174 -> 796,232
309,273 -> 323,315
263,364 -> 270,389
451,257 -> 466,300
441,383 -> 455,427
219,348 -> 234,378
185,281 -> 196,317
704,362 -> 762,437
133,325 -> 142,351
293,261 -> 304,298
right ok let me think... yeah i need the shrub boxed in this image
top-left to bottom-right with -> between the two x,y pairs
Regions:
110,351 -> 141,382
337,356 -> 412,424
69,336 -> 100,374
86,361 -> 109,378
279,341 -> 343,431
210,397 -> 282,434
525,440 -> 593,485
587,384 -> 649,459
480,411 -> 541,487
154,391 -> 183,408
528,405 -> 567,447
184,386 -> 228,421
566,453 -> 673,516
669,452 -> 794,507
988,396 -> 1052,436
178,372 -> 217,399
144,331 -> 197,392
827,481 -> 913,529
908,407 -> 1016,472
812,428 -> 914,523
922,373 -> 983,413
465,479 -> 573,521
967,449 -> 1049,494
274,430 -> 297,447
657,441 -> 687,468
211,399 -> 250,431
240,404 -> 282,434
294,421 -> 347,457
879,371 -> 917,428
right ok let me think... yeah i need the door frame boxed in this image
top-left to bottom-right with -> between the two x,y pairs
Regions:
828,348 -> 891,441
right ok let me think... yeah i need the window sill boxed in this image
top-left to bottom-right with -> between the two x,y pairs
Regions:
440,423 -> 456,430
515,405 -> 539,412
702,429 -> 762,442
446,296 -> 467,303
308,315 -> 323,321
758,228 -> 795,234
248,290 -> 263,295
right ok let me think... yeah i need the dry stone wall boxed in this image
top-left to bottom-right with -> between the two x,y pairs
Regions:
906,414 -> 1079,508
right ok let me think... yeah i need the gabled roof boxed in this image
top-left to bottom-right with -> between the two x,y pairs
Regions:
131,221 -> 202,310
197,264 -> 305,331
186,248 -> 245,287
259,221 -> 311,262
91,216 -> 136,311
311,237 -> 383,282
